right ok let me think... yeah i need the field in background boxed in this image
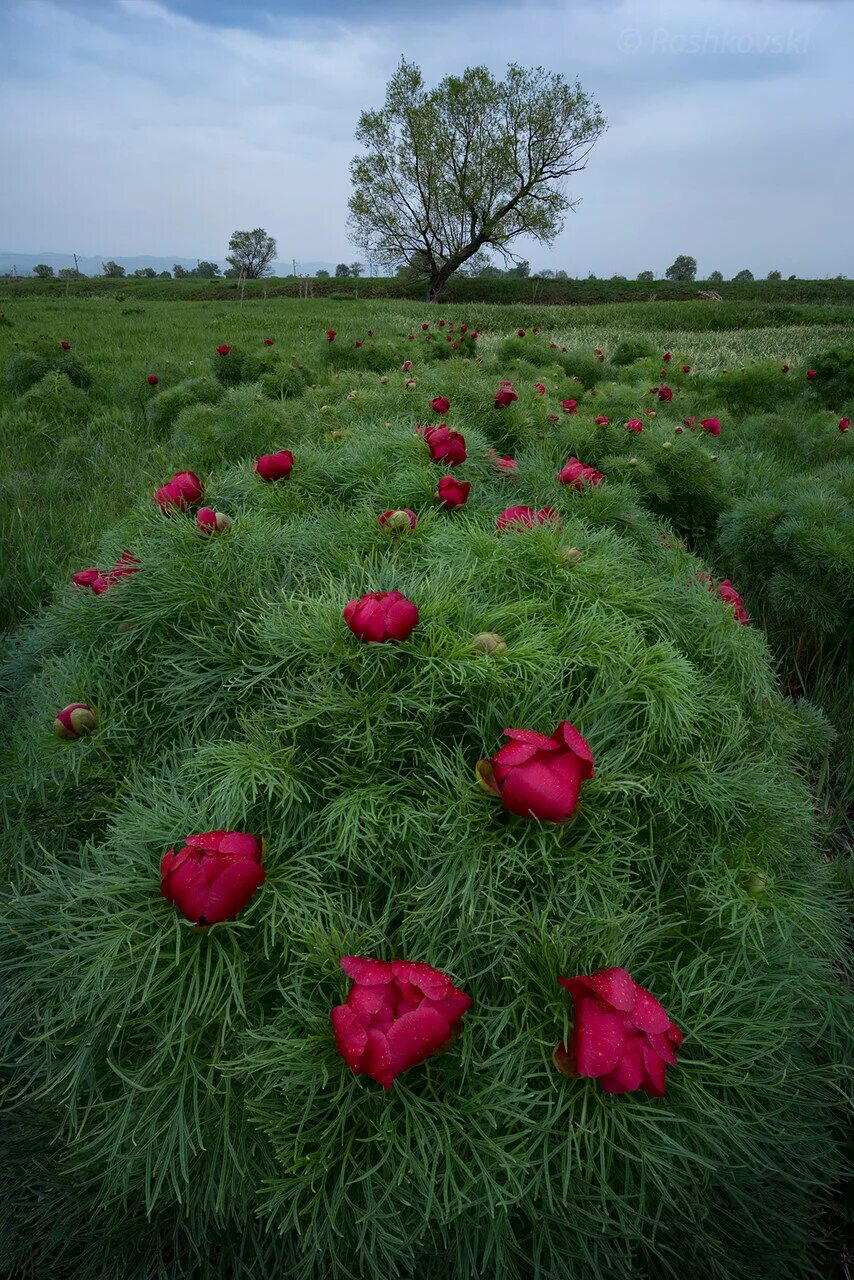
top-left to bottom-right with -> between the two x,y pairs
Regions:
4,273 -> 854,308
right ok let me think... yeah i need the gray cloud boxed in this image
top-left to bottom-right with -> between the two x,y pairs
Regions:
1,0 -> 851,276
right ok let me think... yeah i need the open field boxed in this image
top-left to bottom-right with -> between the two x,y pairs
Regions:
1,294 -> 852,1279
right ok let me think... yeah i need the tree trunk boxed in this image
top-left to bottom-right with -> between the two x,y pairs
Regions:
426,269 -> 453,303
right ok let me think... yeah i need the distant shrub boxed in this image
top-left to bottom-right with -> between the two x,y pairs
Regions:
610,337 -> 656,366
210,348 -> 279,388
147,376 -> 224,431
712,361 -> 801,415
4,348 -> 92,394
170,386 -> 292,468
259,360 -> 317,400
18,371 -> 92,426
807,347 -> 854,410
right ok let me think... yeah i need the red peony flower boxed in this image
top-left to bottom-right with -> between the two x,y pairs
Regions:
72,550 -> 141,595
496,505 -> 561,532
716,579 -> 750,625
700,417 -> 721,436
255,449 -> 294,481
424,425 -> 467,466
488,451 -> 519,473
532,326 -> 541,334
682,364 -> 691,373
560,399 -> 578,415
558,457 -> 604,489
408,335 -> 414,340
595,415 -> 610,426
460,323 -> 468,334
402,360 -> 412,371
60,340 -> 71,350
196,506 -> 231,535
215,344 -> 231,356
438,319 -> 445,327
53,703 -> 98,740
782,364 -> 790,372
154,470 -> 204,513
421,322 -> 429,330
147,374 -> 159,385
430,395 -> 450,415
683,416 -> 697,427
550,342 -> 558,350
625,418 -> 643,434
534,383 -> 546,395
478,721 -> 594,822
494,386 -> 518,409
378,508 -> 418,532
331,956 -> 471,1090
839,417 -> 850,433
326,330 -> 336,343
367,329 -> 373,337
554,967 -> 682,1096
344,591 -> 419,643
264,337 -> 274,345
657,385 -> 673,402
355,341 -> 362,348
663,351 -> 672,362
161,831 -> 264,925
517,329 -> 526,337
436,475 -> 470,508
807,369 -> 816,380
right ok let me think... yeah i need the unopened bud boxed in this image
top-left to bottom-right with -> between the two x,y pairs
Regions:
196,507 -> 231,536
53,703 -> 98,740
471,631 -> 507,656
556,545 -> 583,565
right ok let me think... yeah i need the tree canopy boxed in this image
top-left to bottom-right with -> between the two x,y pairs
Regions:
665,255 -> 697,281
225,228 -> 277,278
348,60 -> 605,301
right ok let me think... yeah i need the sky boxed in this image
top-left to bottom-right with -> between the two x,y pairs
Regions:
0,0 -> 852,277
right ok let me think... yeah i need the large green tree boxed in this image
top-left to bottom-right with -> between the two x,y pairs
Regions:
225,228 -> 277,278
348,60 -> 605,302
665,255 -> 697,281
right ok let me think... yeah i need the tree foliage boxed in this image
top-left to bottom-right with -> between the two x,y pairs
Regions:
665,255 -> 697,282
637,270 -> 654,282
349,60 -> 606,301
32,263 -> 54,278
733,268 -> 755,282
102,260 -> 126,278
225,228 -> 277,279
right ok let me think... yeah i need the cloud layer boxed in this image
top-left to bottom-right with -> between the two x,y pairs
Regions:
1,0 -> 851,276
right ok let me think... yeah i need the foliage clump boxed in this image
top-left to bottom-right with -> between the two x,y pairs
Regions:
0,401 -> 849,1280
4,346 -> 92,394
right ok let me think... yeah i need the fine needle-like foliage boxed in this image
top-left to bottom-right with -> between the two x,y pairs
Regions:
0,336 -> 850,1279
349,61 -> 606,301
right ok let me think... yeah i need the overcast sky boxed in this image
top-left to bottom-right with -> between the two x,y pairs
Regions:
1,0 -> 851,277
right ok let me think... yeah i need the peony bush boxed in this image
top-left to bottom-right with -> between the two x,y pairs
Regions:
1,358 -> 850,1280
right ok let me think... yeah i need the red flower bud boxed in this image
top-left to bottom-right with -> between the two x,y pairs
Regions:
331,956 -> 471,1090
344,590 -> 419,643
60,340 -> 71,350
402,360 -> 412,371
494,387 -> 518,409
625,418 -> 643,434
483,721 -> 594,822
555,967 -> 682,1096
147,374 -> 159,385
154,470 -> 204,512
161,831 -> 265,925
806,369 -> 817,380
700,417 -> 721,436
421,322 -> 429,330
517,329 -> 526,337
496,505 -> 561,532
264,337 -> 274,345
560,399 -> 578,414
558,457 -> 604,489
378,508 -> 417,533
255,450 -> 294,481
534,383 -> 546,395
424,425 -> 466,467
196,506 -> 231,535
53,703 -> 98,739
439,319 -> 446,327
72,550 -> 140,595
430,395 -> 450,415
657,385 -> 673,402
682,364 -> 691,373
326,330 -> 336,342
215,344 -> 231,356
663,351 -> 672,362
839,417 -> 850,433
436,475 -> 470,509
595,415 -> 610,425
355,341 -> 362,348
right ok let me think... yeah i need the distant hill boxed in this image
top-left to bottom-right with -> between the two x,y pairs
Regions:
0,251 -> 340,277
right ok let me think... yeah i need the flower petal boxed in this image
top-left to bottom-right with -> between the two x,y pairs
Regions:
599,1033 -> 645,1093
570,994 -> 627,1078
629,983 -> 671,1034
340,956 -> 394,986
331,1003 -> 368,1071
385,1006 -> 453,1082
